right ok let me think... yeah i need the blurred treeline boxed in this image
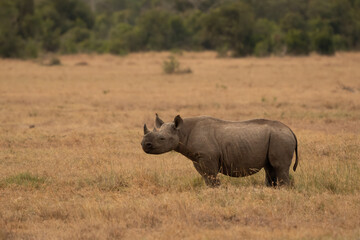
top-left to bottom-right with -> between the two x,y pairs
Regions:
1,0 -> 360,58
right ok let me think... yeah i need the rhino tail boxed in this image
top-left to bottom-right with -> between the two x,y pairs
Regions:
291,130 -> 299,172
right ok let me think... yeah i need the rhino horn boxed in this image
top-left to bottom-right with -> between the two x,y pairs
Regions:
144,124 -> 150,135
153,127 -> 158,132
155,113 -> 164,128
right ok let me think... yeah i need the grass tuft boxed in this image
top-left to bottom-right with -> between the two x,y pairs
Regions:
95,172 -> 129,192
2,172 -> 47,189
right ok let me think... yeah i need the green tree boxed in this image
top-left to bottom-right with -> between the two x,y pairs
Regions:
183,10 -> 204,49
174,0 -> 194,12
136,10 -> 188,50
202,2 -> 255,56
253,18 -> 283,56
0,1 -> 22,57
36,0 -> 95,52
60,26 -> 93,53
285,29 -> 310,55
308,18 -> 335,55
281,12 -> 307,32
108,23 -> 133,54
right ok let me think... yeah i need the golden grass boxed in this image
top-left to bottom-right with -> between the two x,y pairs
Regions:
0,52 -> 359,239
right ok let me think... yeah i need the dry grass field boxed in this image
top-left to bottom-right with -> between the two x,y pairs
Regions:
0,51 -> 360,240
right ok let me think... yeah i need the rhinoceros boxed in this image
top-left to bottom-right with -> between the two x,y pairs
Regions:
141,114 -> 298,187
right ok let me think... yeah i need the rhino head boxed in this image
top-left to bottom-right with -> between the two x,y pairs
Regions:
141,114 -> 183,154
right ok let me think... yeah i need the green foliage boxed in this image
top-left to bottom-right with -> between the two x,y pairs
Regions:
286,29 -> 310,55
108,23 -> 133,54
281,12 -> 307,32
24,39 -> 40,58
41,19 -> 61,51
163,56 -> 180,74
253,19 -> 283,56
174,0 -> 194,12
308,18 -> 335,55
135,10 -> 189,51
333,34 -> 348,50
0,1 -> 24,57
183,10 -> 204,49
202,2 -> 255,56
1,0 -> 360,58
60,27 -> 93,53
254,40 -> 271,57
313,29 -> 335,55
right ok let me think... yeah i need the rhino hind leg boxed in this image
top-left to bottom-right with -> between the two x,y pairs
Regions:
274,168 -> 290,186
265,165 -> 290,187
267,132 -> 295,186
264,164 -> 277,187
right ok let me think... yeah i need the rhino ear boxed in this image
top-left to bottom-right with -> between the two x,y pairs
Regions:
155,113 -> 164,128
174,115 -> 183,129
144,124 -> 150,135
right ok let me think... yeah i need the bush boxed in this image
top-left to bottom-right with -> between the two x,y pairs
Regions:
135,10 -> 189,51
108,23 -> 133,55
253,19 -> 283,56
333,34 -> 348,50
0,0 -> 22,57
216,45 -> 230,58
280,12 -> 307,32
313,29 -> 335,55
0,33 -> 24,58
60,27 -> 92,53
49,57 -> 61,65
285,29 -> 310,55
24,39 -> 40,58
163,56 -> 180,74
40,18 -> 61,52
202,2 -> 255,56
183,10 -> 204,49
253,18 -> 278,43
254,40 -> 271,57
136,10 -> 173,50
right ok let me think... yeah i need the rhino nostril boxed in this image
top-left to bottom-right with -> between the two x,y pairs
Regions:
145,142 -> 152,148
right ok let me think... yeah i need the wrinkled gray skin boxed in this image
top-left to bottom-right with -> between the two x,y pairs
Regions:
141,114 -> 298,187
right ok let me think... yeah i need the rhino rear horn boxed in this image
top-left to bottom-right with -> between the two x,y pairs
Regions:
144,124 -> 150,135
155,113 -> 164,128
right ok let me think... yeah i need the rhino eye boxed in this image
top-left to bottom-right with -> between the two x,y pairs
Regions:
159,137 -> 166,141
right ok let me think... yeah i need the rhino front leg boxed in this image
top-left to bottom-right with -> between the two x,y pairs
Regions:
202,173 -> 220,187
192,153 -> 220,187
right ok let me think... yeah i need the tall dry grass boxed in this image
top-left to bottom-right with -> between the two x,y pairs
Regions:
0,52 -> 359,239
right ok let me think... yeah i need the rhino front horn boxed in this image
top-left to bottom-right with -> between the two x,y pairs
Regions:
144,124 -> 150,135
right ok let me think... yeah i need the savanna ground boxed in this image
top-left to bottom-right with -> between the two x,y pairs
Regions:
0,52 -> 360,240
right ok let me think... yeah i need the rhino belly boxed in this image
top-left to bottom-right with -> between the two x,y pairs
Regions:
219,142 -> 267,177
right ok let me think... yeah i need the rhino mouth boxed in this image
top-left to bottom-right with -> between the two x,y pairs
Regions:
142,146 -> 153,153
141,142 -> 156,154
142,143 -> 165,155
142,144 -> 151,153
